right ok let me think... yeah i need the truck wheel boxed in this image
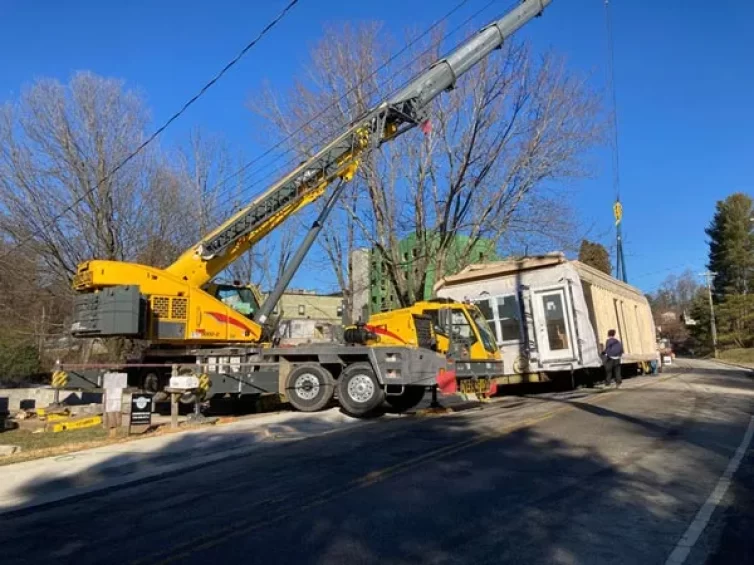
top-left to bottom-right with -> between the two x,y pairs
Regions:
337,363 -> 385,417
179,393 -> 198,405
385,386 -> 426,412
285,364 -> 335,412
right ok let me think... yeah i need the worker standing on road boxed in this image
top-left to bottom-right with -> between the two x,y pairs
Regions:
603,329 -> 624,388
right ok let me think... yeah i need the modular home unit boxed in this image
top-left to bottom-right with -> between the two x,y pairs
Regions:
434,254 -> 658,384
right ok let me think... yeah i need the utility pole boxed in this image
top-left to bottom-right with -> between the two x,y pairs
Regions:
700,271 -> 718,358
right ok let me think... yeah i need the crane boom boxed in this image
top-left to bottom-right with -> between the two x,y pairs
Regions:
164,0 -> 552,290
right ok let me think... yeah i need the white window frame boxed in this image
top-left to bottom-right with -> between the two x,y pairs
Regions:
471,296 -> 499,343
494,293 -> 524,345
472,293 -> 523,345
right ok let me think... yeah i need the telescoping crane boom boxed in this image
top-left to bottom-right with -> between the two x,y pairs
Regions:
66,0 -> 553,416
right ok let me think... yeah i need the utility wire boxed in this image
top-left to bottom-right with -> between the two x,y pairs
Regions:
197,0 -> 504,227
201,0 -> 480,211
1,0 -> 301,261
153,0 -> 499,247
199,0 -> 511,252
4,0 -> 496,275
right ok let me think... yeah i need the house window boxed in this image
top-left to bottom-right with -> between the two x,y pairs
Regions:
450,310 -> 478,346
298,305 -> 306,316
497,295 -> 521,342
474,298 -> 499,343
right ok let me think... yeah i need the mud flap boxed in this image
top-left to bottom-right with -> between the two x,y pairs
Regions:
436,368 -> 457,394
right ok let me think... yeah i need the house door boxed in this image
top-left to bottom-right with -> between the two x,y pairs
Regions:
532,287 -> 577,363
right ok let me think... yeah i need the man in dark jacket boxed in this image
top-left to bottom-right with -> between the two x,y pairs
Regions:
603,329 -> 624,388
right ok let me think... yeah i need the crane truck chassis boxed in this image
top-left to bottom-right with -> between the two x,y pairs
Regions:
61,341 -> 453,417
62,298 -> 500,417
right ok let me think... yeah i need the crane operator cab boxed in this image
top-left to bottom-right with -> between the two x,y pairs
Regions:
204,281 -> 262,319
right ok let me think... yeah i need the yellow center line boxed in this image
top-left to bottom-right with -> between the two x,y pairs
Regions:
138,371 -> 686,564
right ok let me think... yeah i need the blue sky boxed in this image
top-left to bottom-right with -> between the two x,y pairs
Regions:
2,0 -> 753,293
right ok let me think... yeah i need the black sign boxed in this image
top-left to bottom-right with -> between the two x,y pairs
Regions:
130,393 -> 153,426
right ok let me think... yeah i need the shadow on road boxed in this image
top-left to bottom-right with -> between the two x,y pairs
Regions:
682,366 -> 753,378
0,368 -> 751,564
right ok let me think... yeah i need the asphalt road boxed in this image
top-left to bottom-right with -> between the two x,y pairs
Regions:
2,359 -> 753,565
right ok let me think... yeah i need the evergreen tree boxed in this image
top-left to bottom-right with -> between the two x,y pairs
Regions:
578,240 -> 612,275
706,193 -> 754,297
716,294 -> 754,349
688,290 -> 712,355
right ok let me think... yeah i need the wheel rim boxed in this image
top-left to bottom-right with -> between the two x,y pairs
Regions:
347,374 -> 375,403
294,373 -> 321,400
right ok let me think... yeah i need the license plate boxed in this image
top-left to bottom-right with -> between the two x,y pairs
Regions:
459,378 -> 491,395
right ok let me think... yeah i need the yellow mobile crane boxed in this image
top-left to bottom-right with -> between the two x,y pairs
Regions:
63,0 -> 552,416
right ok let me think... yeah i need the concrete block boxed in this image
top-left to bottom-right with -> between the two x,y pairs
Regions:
0,445 -> 21,456
0,388 -> 103,413
68,404 -> 104,416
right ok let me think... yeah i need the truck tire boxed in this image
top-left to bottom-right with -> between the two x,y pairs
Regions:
179,392 -> 198,405
385,386 -> 426,412
285,364 -> 335,412
337,363 -> 385,417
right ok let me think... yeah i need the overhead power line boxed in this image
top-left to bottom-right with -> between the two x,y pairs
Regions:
2,0 -> 301,260
187,0 -> 515,255
151,0 -> 498,247
203,0 -> 482,211
196,0 -> 504,227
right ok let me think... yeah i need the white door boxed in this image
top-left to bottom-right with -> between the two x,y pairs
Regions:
532,288 -> 576,363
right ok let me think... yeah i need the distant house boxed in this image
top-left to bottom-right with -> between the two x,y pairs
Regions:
270,289 -> 343,323
267,289 -> 344,346
660,311 -> 678,323
681,310 -> 698,326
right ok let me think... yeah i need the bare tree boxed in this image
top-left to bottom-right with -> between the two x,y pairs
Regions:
0,72 -> 183,279
0,72 -> 209,365
135,128 -> 240,268
176,130 -> 234,235
254,24 -> 602,308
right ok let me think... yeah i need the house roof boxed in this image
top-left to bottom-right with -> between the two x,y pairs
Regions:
434,252 -> 647,301
434,253 -> 566,290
